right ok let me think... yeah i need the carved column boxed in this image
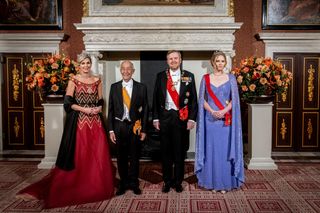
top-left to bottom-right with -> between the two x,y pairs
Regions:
224,50 -> 235,73
88,51 -> 103,76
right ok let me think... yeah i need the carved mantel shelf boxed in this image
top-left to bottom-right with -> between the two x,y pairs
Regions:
258,33 -> 320,57
0,33 -> 65,53
76,0 -> 241,53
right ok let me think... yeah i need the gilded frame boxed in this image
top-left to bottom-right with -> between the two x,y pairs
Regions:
0,0 -> 63,30
262,0 -> 320,30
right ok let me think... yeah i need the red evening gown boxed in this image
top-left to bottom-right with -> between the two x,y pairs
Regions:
18,78 -> 114,208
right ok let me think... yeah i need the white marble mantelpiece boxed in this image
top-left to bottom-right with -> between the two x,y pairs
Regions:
76,17 -> 241,53
76,0 -> 241,60
258,33 -> 320,57
0,33 -> 65,53
75,0 -> 241,155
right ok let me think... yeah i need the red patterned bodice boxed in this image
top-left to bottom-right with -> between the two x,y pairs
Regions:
73,78 -> 102,129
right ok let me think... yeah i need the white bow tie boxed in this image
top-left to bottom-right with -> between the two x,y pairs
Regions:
123,83 -> 131,88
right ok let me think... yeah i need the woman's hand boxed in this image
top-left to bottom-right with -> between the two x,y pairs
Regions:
84,106 -> 102,115
92,106 -> 102,114
211,109 -> 226,119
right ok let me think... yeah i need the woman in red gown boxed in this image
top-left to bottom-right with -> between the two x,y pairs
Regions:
17,51 -> 115,208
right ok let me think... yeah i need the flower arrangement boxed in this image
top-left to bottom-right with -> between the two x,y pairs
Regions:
25,53 -> 78,101
231,56 -> 293,102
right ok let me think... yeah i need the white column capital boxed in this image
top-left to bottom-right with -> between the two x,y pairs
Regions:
86,51 -> 102,75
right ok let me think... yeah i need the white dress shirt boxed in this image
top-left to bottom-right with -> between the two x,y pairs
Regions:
165,69 -> 181,110
122,79 -> 133,121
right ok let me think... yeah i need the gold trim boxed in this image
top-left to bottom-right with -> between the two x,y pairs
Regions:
33,92 -> 42,109
40,117 -> 45,139
7,57 -> 24,109
302,112 -> 319,147
83,0 -> 89,17
281,90 -> 287,102
228,0 -> 234,17
8,110 -> 24,145
33,111 -> 45,146
280,64 -> 288,102
280,118 -> 287,140
275,57 -> 294,110
275,112 -> 292,147
307,64 -> 315,102
12,64 -> 20,101
14,117 -> 20,138
307,118 -> 313,140
303,57 -> 320,110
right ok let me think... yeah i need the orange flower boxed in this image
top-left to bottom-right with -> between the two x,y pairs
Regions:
51,63 -> 59,69
51,84 -> 59,92
48,57 -> 55,64
241,85 -> 248,91
243,67 -> 250,73
54,54 -> 61,60
260,77 -> 268,85
50,76 -> 58,84
249,84 -> 256,91
63,67 -> 70,72
232,56 -> 293,102
276,79 -> 282,86
63,58 -> 71,66
25,53 -> 77,100
263,57 -> 272,67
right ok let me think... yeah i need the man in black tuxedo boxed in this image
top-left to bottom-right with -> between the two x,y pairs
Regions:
108,60 -> 148,195
152,50 -> 198,193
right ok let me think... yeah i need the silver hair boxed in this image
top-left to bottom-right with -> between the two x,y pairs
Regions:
77,50 -> 92,63
120,60 -> 135,70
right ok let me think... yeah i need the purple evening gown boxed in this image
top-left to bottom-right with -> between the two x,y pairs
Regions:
195,74 -> 244,191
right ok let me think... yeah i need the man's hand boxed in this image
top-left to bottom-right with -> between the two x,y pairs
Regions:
140,132 -> 146,141
153,121 -> 160,130
187,120 -> 195,130
109,132 -> 116,144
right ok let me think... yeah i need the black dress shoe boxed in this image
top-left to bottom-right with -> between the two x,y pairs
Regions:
116,187 -> 126,196
175,184 -> 183,193
132,187 -> 142,195
162,184 -> 171,193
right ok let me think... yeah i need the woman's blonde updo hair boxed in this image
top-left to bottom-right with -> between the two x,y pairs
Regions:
210,51 -> 227,67
77,51 -> 92,63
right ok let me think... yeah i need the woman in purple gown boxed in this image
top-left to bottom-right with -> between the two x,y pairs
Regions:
195,51 -> 244,193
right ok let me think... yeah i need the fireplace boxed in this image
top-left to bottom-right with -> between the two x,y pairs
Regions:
75,0 -> 241,154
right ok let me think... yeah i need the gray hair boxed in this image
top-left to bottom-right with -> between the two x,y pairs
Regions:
120,60 -> 135,70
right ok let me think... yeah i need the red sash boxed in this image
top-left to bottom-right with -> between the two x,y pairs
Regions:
204,74 -> 231,126
166,71 -> 188,121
